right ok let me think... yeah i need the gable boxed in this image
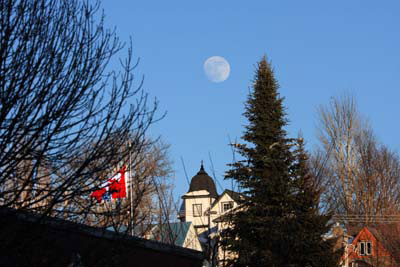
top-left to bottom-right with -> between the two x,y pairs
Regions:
210,190 -> 240,211
352,227 -> 376,245
182,223 -> 203,251
348,226 -> 395,261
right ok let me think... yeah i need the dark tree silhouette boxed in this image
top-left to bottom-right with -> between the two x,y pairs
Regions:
0,0 -> 164,229
222,56 -> 339,266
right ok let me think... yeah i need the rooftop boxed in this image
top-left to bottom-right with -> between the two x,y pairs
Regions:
187,163 -> 218,199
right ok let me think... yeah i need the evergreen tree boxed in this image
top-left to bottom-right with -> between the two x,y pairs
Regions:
289,137 -> 341,266
223,57 -> 339,266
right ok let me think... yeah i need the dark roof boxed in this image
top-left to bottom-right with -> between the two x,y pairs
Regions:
188,164 -> 218,198
0,207 -> 204,264
225,189 -> 241,202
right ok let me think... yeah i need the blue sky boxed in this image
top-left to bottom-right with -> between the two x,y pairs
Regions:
102,1 -> 400,201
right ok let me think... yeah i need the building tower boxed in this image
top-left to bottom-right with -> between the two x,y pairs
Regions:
178,163 -> 218,235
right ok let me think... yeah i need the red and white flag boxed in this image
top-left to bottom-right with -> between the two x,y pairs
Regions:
109,165 -> 127,199
91,166 -> 127,203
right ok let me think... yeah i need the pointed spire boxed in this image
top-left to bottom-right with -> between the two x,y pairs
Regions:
198,160 -> 206,174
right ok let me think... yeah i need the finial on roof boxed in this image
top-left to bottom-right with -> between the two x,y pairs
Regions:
200,160 -> 204,172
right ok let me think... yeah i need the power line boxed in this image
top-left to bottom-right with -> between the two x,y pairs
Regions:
208,152 -> 224,194
332,214 -> 400,223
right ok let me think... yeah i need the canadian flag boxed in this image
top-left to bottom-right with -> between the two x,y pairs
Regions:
91,166 -> 127,203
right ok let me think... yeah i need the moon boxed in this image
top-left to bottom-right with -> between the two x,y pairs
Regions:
204,56 -> 230,83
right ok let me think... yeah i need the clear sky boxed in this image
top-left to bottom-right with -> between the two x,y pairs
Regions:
101,1 -> 400,201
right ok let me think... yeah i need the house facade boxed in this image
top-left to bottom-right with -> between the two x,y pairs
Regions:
178,164 -> 240,236
178,164 -> 241,264
341,225 -> 400,267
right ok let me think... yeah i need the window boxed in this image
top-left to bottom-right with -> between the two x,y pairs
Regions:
222,201 -> 233,212
359,241 -> 372,256
366,242 -> 372,255
193,204 -> 202,217
359,242 -> 365,255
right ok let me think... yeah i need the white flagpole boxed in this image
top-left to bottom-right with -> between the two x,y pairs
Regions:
129,141 -> 134,236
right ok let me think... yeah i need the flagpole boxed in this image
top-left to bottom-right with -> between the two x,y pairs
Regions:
129,141 -> 134,236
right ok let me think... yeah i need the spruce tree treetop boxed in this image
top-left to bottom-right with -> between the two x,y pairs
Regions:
244,56 -> 287,147
234,57 -> 292,197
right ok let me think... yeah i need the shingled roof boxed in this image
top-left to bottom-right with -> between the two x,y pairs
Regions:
188,164 -> 218,198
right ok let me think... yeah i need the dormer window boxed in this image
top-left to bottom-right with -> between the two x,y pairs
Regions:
367,242 -> 372,255
360,242 -> 365,255
222,201 -> 233,212
359,241 -> 372,255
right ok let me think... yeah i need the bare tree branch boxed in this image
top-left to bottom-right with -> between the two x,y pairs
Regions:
312,93 -> 400,223
0,0 -> 166,228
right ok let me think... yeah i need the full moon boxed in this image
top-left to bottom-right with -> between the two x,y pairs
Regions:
203,56 -> 230,83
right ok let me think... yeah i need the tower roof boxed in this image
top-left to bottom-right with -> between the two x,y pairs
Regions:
188,163 -> 218,198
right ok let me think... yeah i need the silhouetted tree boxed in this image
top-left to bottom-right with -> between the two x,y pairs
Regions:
66,140 -> 175,236
290,138 -> 340,266
223,56 -> 338,266
0,0 -> 165,229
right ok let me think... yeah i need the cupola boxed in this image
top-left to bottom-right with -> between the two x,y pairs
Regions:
188,163 -> 218,198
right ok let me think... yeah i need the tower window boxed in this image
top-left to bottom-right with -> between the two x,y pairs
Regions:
193,204 -> 202,217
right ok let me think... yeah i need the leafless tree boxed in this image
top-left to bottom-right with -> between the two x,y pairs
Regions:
313,93 -> 400,222
62,140 -> 175,236
0,0 -> 168,230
